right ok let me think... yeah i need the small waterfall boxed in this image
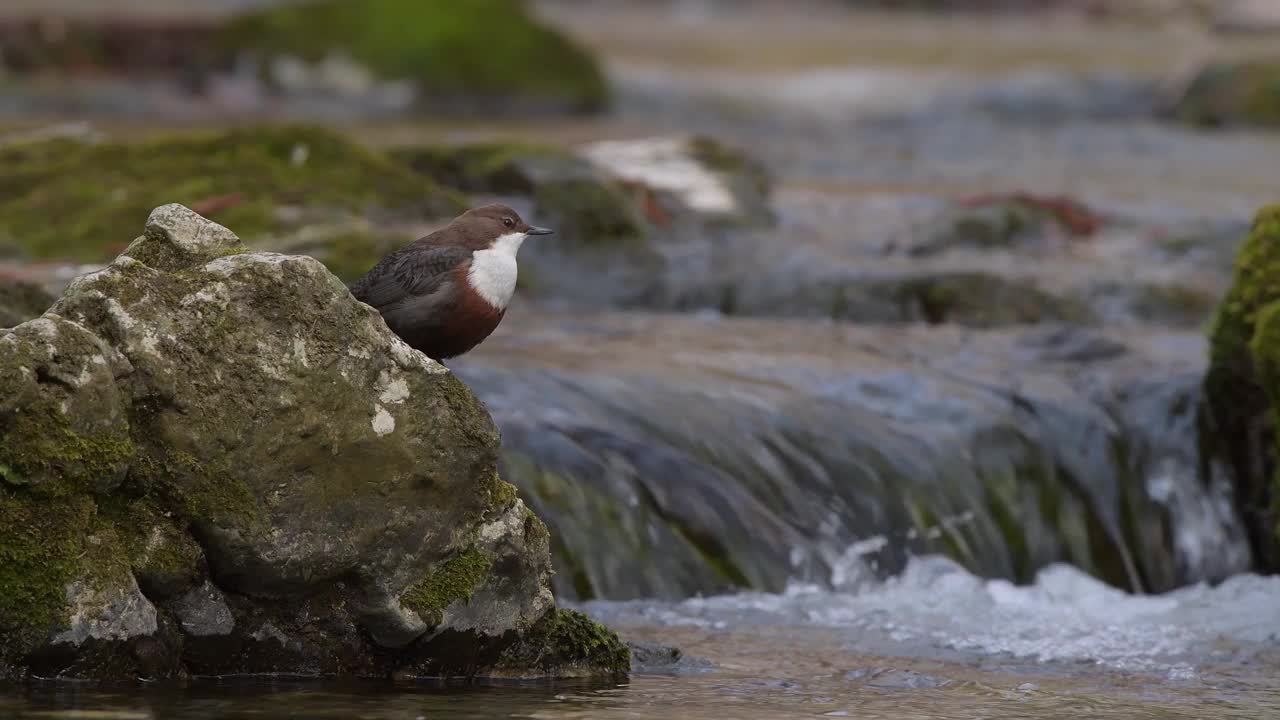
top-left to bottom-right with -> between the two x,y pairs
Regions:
455,314 -> 1251,601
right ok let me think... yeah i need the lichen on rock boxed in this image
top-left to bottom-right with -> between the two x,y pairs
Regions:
0,203 -> 628,681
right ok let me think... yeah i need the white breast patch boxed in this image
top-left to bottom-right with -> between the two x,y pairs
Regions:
467,232 -> 526,309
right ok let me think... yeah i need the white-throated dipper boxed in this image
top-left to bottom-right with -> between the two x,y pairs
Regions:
349,204 -> 552,360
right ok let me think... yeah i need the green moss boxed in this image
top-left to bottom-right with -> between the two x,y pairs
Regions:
0,490 -> 93,659
401,547 -> 495,627
0,126 -> 454,262
129,446 -> 261,529
0,401 -> 134,497
1205,205 -> 1280,569
486,472 -> 520,513
1174,60 -> 1280,129
521,503 -> 551,547
1209,206 -> 1280,371
99,498 -> 204,598
217,0 -> 607,113
498,608 -> 629,677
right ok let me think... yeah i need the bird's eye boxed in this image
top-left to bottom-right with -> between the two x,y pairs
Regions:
503,217 -> 514,228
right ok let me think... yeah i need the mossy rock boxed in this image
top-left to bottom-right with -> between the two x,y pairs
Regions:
496,608 -> 630,678
0,125 -> 460,264
216,0 -> 608,114
0,204 -> 623,681
1172,60 -> 1280,129
1204,204 -> 1280,570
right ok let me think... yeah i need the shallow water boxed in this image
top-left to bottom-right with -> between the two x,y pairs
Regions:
9,559 -> 1280,718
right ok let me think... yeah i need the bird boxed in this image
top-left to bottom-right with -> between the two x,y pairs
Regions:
348,204 -> 553,360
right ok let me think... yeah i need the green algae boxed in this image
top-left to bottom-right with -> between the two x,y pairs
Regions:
401,547 -> 495,627
217,0 -> 607,113
0,126 -> 452,262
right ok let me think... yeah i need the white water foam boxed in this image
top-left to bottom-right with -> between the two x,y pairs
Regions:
584,555 -> 1280,678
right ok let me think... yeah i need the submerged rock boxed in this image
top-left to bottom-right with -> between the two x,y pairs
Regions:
0,204 -> 627,681
1203,204 -> 1280,571
1169,60 -> 1280,129
900,193 -> 1100,258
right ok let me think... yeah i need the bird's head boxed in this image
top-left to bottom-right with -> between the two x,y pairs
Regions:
455,204 -> 553,253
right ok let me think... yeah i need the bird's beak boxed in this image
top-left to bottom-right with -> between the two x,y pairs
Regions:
526,226 -> 554,236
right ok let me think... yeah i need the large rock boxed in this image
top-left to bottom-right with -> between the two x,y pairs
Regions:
0,204 -> 627,681
1204,204 -> 1280,571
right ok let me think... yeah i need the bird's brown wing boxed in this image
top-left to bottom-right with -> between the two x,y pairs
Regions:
348,242 -> 471,310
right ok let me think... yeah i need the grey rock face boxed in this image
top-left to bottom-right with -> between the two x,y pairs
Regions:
0,204 -> 628,682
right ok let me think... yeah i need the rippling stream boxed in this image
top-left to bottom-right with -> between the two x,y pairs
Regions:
7,1 -> 1280,717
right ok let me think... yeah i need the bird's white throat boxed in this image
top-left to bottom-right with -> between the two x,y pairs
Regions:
467,232 -> 526,309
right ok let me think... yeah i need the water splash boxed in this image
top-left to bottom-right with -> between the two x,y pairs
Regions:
583,554 -> 1280,677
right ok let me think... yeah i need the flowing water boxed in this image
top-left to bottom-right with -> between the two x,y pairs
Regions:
9,560 -> 1280,718
7,1 -> 1280,717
